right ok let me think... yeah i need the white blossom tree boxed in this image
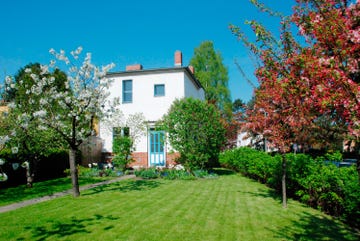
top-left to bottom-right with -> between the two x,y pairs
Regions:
101,111 -> 147,148
6,47 -> 117,196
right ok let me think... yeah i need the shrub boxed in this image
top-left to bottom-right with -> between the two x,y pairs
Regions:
112,136 -> 134,171
219,147 -> 276,183
220,147 -> 360,228
134,168 -> 217,180
161,169 -> 194,180
134,168 -> 160,179
160,98 -> 226,171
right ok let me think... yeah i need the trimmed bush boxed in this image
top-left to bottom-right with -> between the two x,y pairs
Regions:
220,147 -> 360,228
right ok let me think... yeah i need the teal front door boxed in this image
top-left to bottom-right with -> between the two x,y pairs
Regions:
149,130 -> 165,166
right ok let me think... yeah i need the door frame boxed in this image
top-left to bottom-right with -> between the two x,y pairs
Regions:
148,129 -> 166,167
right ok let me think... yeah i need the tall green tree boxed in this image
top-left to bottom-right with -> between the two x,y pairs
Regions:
190,41 -> 232,117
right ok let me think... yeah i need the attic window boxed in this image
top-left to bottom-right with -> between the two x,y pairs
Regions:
154,84 -> 165,97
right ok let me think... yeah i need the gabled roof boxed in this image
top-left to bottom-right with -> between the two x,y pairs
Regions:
106,67 -> 203,90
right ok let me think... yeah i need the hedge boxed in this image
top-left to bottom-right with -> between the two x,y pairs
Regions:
219,147 -> 360,228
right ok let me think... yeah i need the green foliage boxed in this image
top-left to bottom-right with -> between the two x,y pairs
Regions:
219,147 -> 274,183
160,98 -> 226,171
65,165 -> 119,178
189,41 -> 232,117
160,169 -> 194,180
134,168 -> 217,180
325,150 -> 343,162
220,147 -> 360,228
112,136 -> 134,171
134,168 -> 160,179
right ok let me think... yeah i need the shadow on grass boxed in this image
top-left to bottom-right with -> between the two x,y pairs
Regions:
238,188 -> 281,202
239,187 -> 359,240
212,168 -> 236,176
269,211 -> 359,241
82,179 -> 162,196
0,178 -> 71,206
16,214 -> 118,241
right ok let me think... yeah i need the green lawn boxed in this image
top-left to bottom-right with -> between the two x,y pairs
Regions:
0,172 -> 358,241
0,176 -> 115,206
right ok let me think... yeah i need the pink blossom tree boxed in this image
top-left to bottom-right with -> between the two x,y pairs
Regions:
231,0 -> 360,206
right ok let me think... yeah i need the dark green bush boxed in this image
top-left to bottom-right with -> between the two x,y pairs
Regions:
134,168 -> 160,179
219,147 -> 275,183
112,136 -> 134,171
160,98 -> 226,171
220,147 -> 359,228
160,169 -> 194,180
134,168 -> 217,180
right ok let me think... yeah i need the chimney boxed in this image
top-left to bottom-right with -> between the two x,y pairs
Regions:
175,51 -> 182,67
188,65 -> 195,74
126,64 -> 143,71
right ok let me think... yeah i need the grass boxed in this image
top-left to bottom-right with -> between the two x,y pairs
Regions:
0,171 -> 358,241
0,176 -> 115,206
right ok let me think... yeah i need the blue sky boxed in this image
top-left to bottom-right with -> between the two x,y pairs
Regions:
0,0 -> 295,102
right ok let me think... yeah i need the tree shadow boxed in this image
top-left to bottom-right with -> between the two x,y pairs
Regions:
82,179 -> 162,196
238,188 -> 359,240
238,188 -> 281,201
0,178 -> 71,205
212,168 -> 236,176
268,211 -> 359,240
17,214 -> 119,241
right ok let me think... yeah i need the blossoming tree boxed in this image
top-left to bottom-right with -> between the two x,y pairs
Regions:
3,63 -> 68,187
230,0 -> 360,206
7,47 -> 117,196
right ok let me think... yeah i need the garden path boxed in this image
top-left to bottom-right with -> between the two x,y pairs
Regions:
0,174 -> 135,213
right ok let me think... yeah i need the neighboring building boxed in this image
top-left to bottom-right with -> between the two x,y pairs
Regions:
100,51 -> 205,168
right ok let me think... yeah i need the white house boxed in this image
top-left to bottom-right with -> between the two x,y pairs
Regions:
100,51 -> 205,168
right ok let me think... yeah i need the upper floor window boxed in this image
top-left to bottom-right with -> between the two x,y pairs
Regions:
154,84 -> 165,97
122,80 -> 132,103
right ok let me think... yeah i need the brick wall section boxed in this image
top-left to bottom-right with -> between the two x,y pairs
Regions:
130,152 -> 148,168
130,152 -> 180,168
103,151 -> 180,168
166,152 -> 180,166
175,51 -> 182,66
126,64 -> 143,71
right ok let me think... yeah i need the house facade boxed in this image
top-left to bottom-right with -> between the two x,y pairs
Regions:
100,51 -> 205,168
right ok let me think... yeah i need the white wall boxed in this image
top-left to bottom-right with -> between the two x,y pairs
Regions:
100,69 -> 204,153
184,72 -> 205,100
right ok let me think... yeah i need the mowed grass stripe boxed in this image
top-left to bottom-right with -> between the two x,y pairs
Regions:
0,173 -> 358,241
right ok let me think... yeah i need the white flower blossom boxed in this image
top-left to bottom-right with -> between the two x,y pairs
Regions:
33,110 -> 47,118
39,98 -> 48,105
5,76 -> 12,84
11,147 -> 19,154
21,161 -> 29,168
40,65 -> 48,75
50,60 -> 56,67
0,172 -> 8,182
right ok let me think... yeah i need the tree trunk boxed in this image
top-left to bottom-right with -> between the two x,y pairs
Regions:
25,162 -> 34,188
69,148 -> 80,197
282,154 -> 287,208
